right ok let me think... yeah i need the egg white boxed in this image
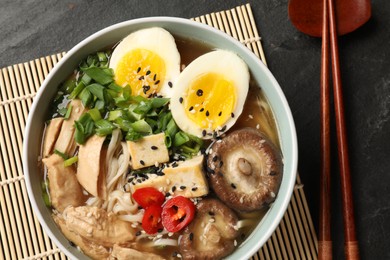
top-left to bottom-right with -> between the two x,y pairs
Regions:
109,27 -> 180,97
171,50 -> 249,139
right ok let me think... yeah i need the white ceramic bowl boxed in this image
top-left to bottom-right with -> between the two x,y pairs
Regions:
23,17 -> 297,260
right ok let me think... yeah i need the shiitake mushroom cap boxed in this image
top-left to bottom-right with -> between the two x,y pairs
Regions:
179,198 -> 239,260
207,127 -> 283,212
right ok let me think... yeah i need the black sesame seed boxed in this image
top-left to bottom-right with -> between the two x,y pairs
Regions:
180,185 -> 186,190
172,252 -> 178,257
140,160 -> 145,166
172,186 -> 176,192
196,89 -> 203,96
220,125 -> 227,132
202,130 -> 207,137
200,108 -> 204,112
158,228 -> 164,233
172,162 -> 178,168
189,106 -> 194,111
137,179 -> 142,183
138,205 -> 143,210
143,85 -> 150,94
208,211 -> 215,216
179,97 -> 183,104
168,81 -> 173,88
269,171 -> 277,176
219,161 -> 224,167
137,67 -> 141,73
146,70 -> 151,75
151,146 -> 158,150
139,75 -> 144,80
192,187 -> 198,191
212,155 -> 218,162
165,192 -> 171,197
231,183 -> 237,189
136,230 -> 142,236
189,232 -> 194,241
153,74 -> 157,81
155,80 -> 160,85
206,110 -> 210,117
156,172 -> 165,176
231,112 -> 235,118
69,241 -> 76,247
218,111 -> 222,116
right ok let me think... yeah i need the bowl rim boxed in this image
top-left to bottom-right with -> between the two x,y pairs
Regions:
23,16 -> 298,260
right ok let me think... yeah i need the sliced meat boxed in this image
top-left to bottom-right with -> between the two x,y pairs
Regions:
179,198 -> 239,260
62,206 -> 135,248
53,214 -> 110,260
77,134 -> 107,199
54,99 -> 87,156
207,128 -> 283,211
110,244 -> 165,260
42,117 -> 64,157
42,154 -> 86,212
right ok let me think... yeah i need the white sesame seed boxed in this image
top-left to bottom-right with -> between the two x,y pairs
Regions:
234,239 -> 238,246
270,192 -> 276,198
256,124 -> 260,129
209,218 -> 215,223
248,114 -> 253,119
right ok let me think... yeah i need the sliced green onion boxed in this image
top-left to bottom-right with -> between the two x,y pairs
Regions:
151,97 -> 170,108
108,110 -> 123,121
64,105 -> 73,120
54,149 -> 69,160
64,156 -> 78,167
126,129 -> 143,141
166,118 -> 179,138
95,119 -> 116,136
131,119 -> 152,134
108,82 -> 123,93
115,118 -> 133,132
164,132 -> 172,148
122,85 -> 132,100
97,52 -> 108,62
88,108 -> 102,122
81,73 -> 92,85
43,192 -> 51,207
61,78 -> 76,94
174,131 -> 190,147
69,81 -> 85,99
83,67 -> 113,85
94,100 -> 105,110
134,101 -> 152,115
86,83 -> 105,101
78,88 -> 93,107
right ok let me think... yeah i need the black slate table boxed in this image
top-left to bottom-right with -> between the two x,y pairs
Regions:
1,0 -> 389,259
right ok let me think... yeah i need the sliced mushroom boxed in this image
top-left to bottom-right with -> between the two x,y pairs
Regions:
207,128 -> 283,212
179,198 -> 239,260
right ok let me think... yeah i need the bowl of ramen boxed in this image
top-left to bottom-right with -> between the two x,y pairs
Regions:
23,17 -> 297,260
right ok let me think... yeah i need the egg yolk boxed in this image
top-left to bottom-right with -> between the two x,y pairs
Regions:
184,72 -> 236,130
114,49 -> 166,97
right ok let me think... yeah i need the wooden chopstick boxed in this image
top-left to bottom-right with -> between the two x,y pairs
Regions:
318,0 -> 332,258
328,0 -> 360,259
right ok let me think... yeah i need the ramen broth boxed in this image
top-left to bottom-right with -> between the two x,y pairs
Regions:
41,35 -> 280,259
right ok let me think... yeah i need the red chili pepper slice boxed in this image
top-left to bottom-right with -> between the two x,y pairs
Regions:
142,204 -> 163,234
162,196 -> 196,232
133,187 -> 165,209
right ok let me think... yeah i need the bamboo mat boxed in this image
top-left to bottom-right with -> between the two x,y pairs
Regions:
0,4 -> 318,260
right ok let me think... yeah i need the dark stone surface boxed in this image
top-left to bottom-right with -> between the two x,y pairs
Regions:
1,0 -> 389,259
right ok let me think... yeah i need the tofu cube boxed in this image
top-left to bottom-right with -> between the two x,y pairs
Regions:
127,133 -> 169,169
132,155 -> 209,198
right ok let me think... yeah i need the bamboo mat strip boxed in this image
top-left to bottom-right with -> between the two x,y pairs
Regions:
0,4 -> 318,260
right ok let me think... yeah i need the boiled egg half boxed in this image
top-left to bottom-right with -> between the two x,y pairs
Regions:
171,50 -> 249,139
109,27 -> 180,97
